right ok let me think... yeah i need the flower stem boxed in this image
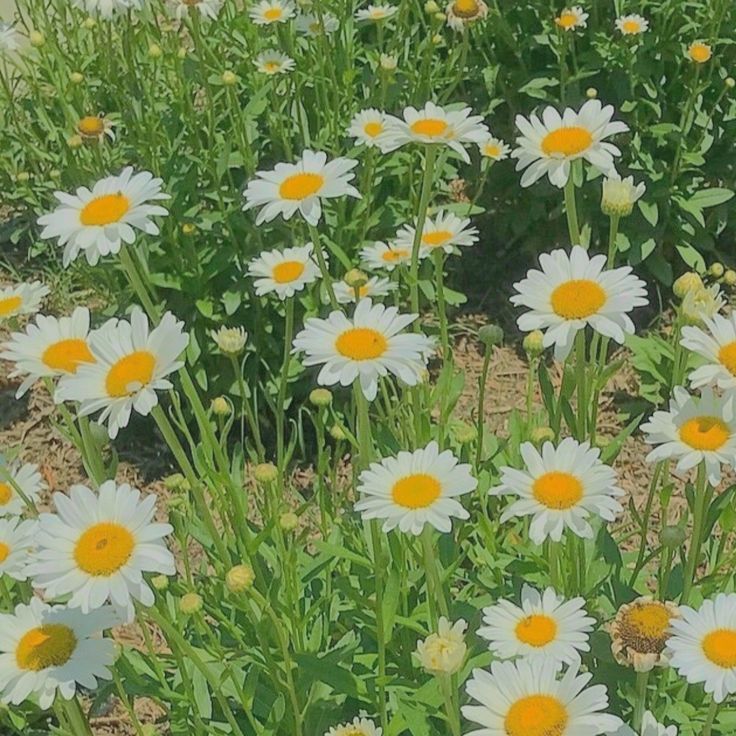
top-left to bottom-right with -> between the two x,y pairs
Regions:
633,670 -> 650,732
306,221 -> 338,308
563,175 -> 581,246
409,145 -> 437,319
703,699 -> 720,736
475,347 -> 492,472
681,462 -> 709,605
606,214 -> 620,267
276,298 -> 296,472
62,698 -> 93,736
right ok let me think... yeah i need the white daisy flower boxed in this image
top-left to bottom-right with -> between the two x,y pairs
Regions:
601,173 -> 646,218
493,438 -> 624,545
292,298 -> 435,401
640,386 -> 736,486
415,617 -> 467,674
173,0 -> 223,20
555,6 -> 588,31
446,0 -> 488,31
243,150 -> 360,226
360,241 -> 413,271
479,136 -> 510,160
0,599 -> 118,709
0,23 -> 21,54
681,284 -> 725,325
0,518 -> 37,581
512,99 -> 628,188
511,245 -> 647,361
0,281 -> 50,322
37,167 -> 170,267
55,307 -> 189,439
462,658 -> 622,736
295,12 -> 339,36
76,114 -> 116,144
28,481 -> 175,615
687,41 -> 712,64
355,4 -> 397,21
615,14 -> 649,36
249,0 -> 295,24
355,441 -> 476,534
383,102 -> 489,163
607,712 -> 677,736
667,593 -> 736,703
71,0 -> 143,18
247,243 -> 322,299
1,307 -> 95,398
681,313 -> 736,390
325,716 -> 382,736
0,461 -> 44,517
395,209 -> 479,258
334,275 -> 396,304
254,50 -> 295,75
347,109 -> 398,151
478,585 -> 594,668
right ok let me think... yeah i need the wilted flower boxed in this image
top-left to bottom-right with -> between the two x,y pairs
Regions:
213,326 -> 247,356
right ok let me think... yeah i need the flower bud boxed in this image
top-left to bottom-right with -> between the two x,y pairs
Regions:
16,172 -> 30,183
433,12 -> 446,21
672,271 -> 703,299
141,726 -> 159,736
523,330 -> 545,358
601,175 -> 646,218
344,268 -> 368,288
424,0 -> 439,12
67,134 -> 84,149
309,388 -> 333,407
69,71 -> 84,85
29,31 -> 45,47
181,222 -> 196,235
432,33 -> 443,44
726,77 -> 736,89
530,426 -> 555,445
213,326 -> 247,356
211,396 -> 231,416
148,43 -> 162,59
379,53 -> 397,71
151,574 -> 169,591
660,525 -> 686,549
82,17 -> 96,29
724,270 -> 736,286
451,420 -> 477,444
179,592 -> 203,615
222,70 -> 238,86
254,462 -> 278,484
279,511 -> 299,531
478,323 -> 503,348
709,262 -> 725,279
225,564 -> 255,593
178,46 -> 188,59
586,87 -> 598,99
330,424 -> 347,441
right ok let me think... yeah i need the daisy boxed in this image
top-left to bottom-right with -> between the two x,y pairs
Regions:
249,0 -> 295,24
511,245 -> 648,361
37,167 -> 170,267
512,99 -> 628,188
383,101 -> 489,163
55,307 -> 188,439
667,593 -> 736,703
360,241 -> 412,272
610,597 -> 679,672
555,6 -> 588,31
0,23 -> 20,54
415,617 -> 467,674
76,114 -> 116,144
173,0 -> 223,20
462,659 -> 622,736
347,109 -> 397,151
640,386 -> 736,486
681,284 -> 725,325
478,585 -> 594,668
479,136 -> 510,161
1,307 -> 95,398
446,0 -> 488,32
247,243 -> 322,299
0,599 -> 118,709
0,281 -> 50,322
601,173 -> 646,218
493,438 -> 624,544
0,461 -> 44,517
295,12 -> 339,36
354,441 -> 476,534
681,313 -> 736,390
0,518 -> 37,581
28,481 -> 175,614
355,4 -> 397,21
292,299 -> 435,400
71,0 -> 144,19
325,717 -> 382,736
687,41 -> 712,64
243,150 -> 360,226
253,50 -> 295,75
615,14 -> 649,36
395,210 -> 479,258
334,275 -> 396,304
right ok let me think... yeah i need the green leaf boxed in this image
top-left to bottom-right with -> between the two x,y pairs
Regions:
689,188 -> 734,209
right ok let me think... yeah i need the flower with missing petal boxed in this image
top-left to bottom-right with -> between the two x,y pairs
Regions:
415,617 -> 467,674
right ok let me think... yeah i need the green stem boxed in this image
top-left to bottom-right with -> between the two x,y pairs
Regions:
421,527 -> 449,626
409,145 -> 437,319
703,699 -> 720,736
306,222 -> 338,308
681,462 -> 709,605
475,348 -> 492,471
276,298 -> 296,471
563,175 -> 581,246
633,670 -> 650,732
606,214 -> 620,267
62,698 -> 93,736
575,330 -> 587,440
433,248 -> 449,356
439,673 -> 461,736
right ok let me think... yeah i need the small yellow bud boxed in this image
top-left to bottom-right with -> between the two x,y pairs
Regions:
530,426 -> 555,445
279,511 -> 299,531
432,33 -> 443,44
724,270 -> 736,286
69,71 -> 84,85
254,462 -> 279,484
179,592 -> 203,615
67,134 -> 84,149
29,31 -> 45,47
212,326 -> 247,356
523,330 -> 545,358
225,564 -> 255,593
586,87 -> 598,99
379,53 -> 397,71
433,12 -> 446,21
478,324 -> 504,348
16,172 -> 30,183
148,43 -> 162,59
424,0 -> 439,12
178,46 -> 188,59
726,77 -> 736,89
451,420 -> 477,445
330,424 -> 347,441
151,575 -> 169,591
82,17 -> 96,29
709,262 -> 725,278
181,222 -> 196,235
309,388 -> 332,407
344,268 -> 368,288
672,271 -> 703,299
50,169 -> 61,179
222,70 -> 238,86
211,396 -> 231,416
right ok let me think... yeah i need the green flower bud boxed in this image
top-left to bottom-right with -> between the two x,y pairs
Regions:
478,324 -> 504,348
724,270 -> 736,286
330,424 -> 347,441
530,426 -> 555,445
672,271 -> 703,299
660,525 -> 686,549
709,262 -> 725,278
180,592 -> 203,615
225,564 -> 255,593
221,70 -> 238,86
254,462 -> 278,484
451,420 -> 477,444
523,330 -> 545,358
151,575 -> 169,591
309,388 -> 333,407
211,396 -> 231,416
280,511 -> 299,531
148,43 -> 162,59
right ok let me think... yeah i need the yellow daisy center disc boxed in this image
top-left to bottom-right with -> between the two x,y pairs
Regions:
16,624 -> 78,671
382,249 -> 407,262
504,694 -> 568,736
679,416 -> 730,451
77,116 -> 105,137
264,7 -> 282,20
452,0 -> 479,18
556,12 -> 578,29
533,471 -> 583,510
105,350 -> 157,397
391,473 -> 442,509
702,629 -> 736,669
515,614 -> 558,647
422,230 -> 453,248
690,44 -> 711,63
279,172 -> 325,200
622,20 -> 640,33
410,118 -> 449,138
335,327 -> 388,360
74,521 -> 135,576
0,483 -> 13,506
0,541 -> 10,563
80,193 -> 131,227
364,121 -> 384,137
717,341 -> 736,375
42,338 -> 95,373
541,126 -> 593,157
619,602 -> 671,654
550,279 -> 606,319
272,260 -> 306,284
0,296 -> 23,317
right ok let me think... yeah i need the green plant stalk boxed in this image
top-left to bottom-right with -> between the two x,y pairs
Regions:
563,176 -> 581,246
681,462 -> 709,605
306,221 -> 338,308
433,248 -> 450,357
439,672 -> 461,736
629,461 -> 664,587
229,354 -> 264,457
548,540 -> 561,591
633,670 -> 650,732
62,697 -> 93,736
277,298 -> 296,472
606,214 -> 621,267
702,699 -> 720,736
475,347 -> 492,472
421,527 -> 450,625
575,331 -> 587,440
111,668 -> 145,736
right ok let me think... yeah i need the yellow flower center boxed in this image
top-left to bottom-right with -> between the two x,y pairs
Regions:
541,126 -> 593,157
335,327 -> 388,360
272,260 -> 306,283
556,11 -> 578,29
617,601 -> 672,655
505,695 -> 568,736
702,629 -> 736,669
279,172 -> 325,200
550,279 -> 606,319
622,19 -> 640,33
382,248 -> 408,262
105,350 -> 156,398
0,483 -> 13,506
679,416 -> 730,451
41,338 -> 95,374
533,471 -> 583,510
0,296 -> 23,317
689,43 -> 711,63
484,144 -> 501,157
74,522 -> 135,576
717,341 -> 736,376
515,614 -> 558,647
16,624 -> 77,671
364,121 -> 384,138
391,473 -> 442,509
452,0 -> 479,18
0,542 -> 10,563
77,115 -> 105,137
410,118 -> 449,138
422,230 -> 454,248
263,62 -> 281,73
264,6 -> 282,20
80,193 -> 130,227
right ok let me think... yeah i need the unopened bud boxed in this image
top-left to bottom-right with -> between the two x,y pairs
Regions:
69,71 -> 84,84
309,388 -> 332,407
225,564 -> 255,593
379,53 -> 397,71
254,462 -> 278,484
222,70 -> 238,86
726,77 -> 736,89
586,87 -> 598,99
344,268 -> 368,288
672,271 -> 703,299
82,17 -> 96,29
433,11 -> 446,21
451,420 -> 477,444
151,575 -> 169,591
432,33 -> 443,44
148,43 -> 162,59
213,326 -> 247,356
709,262 -> 725,278
530,426 -> 555,445
330,424 -> 347,441
29,31 -> 45,47
660,525 -> 686,549
523,330 -> 545,358
178,46 -> 188,59
181,222 -> 196,235
16,172 -> 30,183
424,0 -> 439,12
724,270 -> 736,286
478,324 -> 504,348
211,396 -> 231,416
67,134 -> 83,149
179,592 -> 203,614
279,511 -> 299,531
